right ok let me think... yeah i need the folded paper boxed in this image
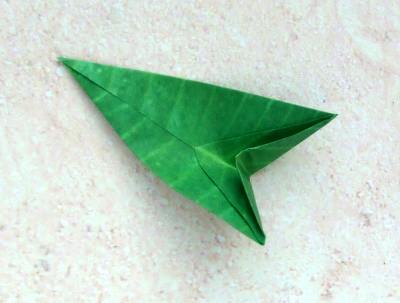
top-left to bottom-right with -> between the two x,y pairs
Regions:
60,57 -> 336,244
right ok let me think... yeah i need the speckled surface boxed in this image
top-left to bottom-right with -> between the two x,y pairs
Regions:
0,1 -> 399,302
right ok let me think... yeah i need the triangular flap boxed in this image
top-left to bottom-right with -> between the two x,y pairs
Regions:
195,145 -> 266,244
236,115 -> 336,176
195,115 -> 336,242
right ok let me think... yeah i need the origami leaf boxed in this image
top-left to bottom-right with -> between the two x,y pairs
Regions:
60,57 -> 336,245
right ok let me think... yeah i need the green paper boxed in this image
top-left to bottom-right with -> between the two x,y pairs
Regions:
60,57 -> 336,245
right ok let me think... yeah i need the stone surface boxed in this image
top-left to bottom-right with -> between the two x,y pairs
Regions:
0,1 -> 399,302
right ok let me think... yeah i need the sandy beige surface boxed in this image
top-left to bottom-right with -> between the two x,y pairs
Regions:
1,1 -> 399,302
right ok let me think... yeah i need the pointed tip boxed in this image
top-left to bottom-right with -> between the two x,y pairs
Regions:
57,56 -> 71,64
256,225 -> 266,245
251,229 -> 266,245
327,111 -> 338,118
325,112 -> 338,123
314,111 -> 337,127
57,56 -> 82,69
257,234 -> 266,245
57,56 -> 73,69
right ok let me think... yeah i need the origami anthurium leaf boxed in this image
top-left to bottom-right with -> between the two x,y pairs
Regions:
60,57 -> 336,245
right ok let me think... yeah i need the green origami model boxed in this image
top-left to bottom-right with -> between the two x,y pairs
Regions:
60,57 -> 336,245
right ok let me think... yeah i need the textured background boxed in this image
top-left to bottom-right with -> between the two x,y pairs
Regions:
1,1 -> 399,302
